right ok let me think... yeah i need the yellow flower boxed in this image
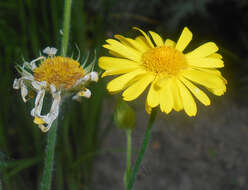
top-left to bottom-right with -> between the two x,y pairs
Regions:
14,47 -> 98,132
99,27 -> 227,116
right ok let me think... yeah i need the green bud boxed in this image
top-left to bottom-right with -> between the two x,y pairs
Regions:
114,98 -> 136,130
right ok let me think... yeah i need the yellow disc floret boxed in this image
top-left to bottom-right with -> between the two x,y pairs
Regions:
34,56 -> 84,89
142,46 -> 188,75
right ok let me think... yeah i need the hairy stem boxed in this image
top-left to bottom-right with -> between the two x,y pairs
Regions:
39,0 -> 72,189
127,110 -> 157,190
39,119 -> 58,190
61,0 -> 72,56
124,129 -> 132,189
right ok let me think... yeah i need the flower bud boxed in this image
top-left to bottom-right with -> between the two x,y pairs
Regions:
114,99 -> 136,130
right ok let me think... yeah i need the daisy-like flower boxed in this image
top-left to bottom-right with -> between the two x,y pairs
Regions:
13,47 -> 98,132
99,27 -> 227,116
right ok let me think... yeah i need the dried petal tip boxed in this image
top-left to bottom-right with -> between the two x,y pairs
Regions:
33,117 -> 46,125
42,47 -> 58,56
79,89 -> 91,98
89,72 -> 99,82
72,88 -> 92,101
13,78 -> 20,89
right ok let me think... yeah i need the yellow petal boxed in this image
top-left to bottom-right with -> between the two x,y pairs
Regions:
186,42 -> 218,59
197,68 -> 227,84
114,35 -> 148,53
175,27 -> 192,52
208,88 -> 226,96
170,77 -> 183,111
99,56 -> 140,77
147,79 -> 161,108
160,78 -> 173,114
148,31 -> 164,47
176,79 -> 197,116
122,74 -> 155,101
164,39 -> 176,47
133,27 -> 154,48
135,36 -> 151,51
98,56 -> 140,70
182,68 -> 226,96
107,69 -> 146,93
108,50 -> 123,58
187,57 -> 224,68
103,39 -> 142,62
102,68 -> 138,77
208,53 -> 222,59
180,76 -> 210,106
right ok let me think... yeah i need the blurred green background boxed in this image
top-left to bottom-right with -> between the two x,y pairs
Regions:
0,0 -> 248,189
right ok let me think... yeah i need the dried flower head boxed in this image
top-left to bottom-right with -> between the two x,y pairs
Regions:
13,47 -> 98,132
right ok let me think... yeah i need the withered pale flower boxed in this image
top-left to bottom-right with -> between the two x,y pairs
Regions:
14,47 -> 98,132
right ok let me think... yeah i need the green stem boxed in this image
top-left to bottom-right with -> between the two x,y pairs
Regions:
61,0 -> 72,56
127,109 -> 157,190
39,0 -> 72,189
39,119 -> 58,190
124,129 -> 132,189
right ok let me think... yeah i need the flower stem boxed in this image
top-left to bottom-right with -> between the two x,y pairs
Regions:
61,0 -> 72,56
127,109 -> 157,190
39,0 -> 72,189
39,119 -> 58,190
0,180 -> 2,190
124,129 -> 132,189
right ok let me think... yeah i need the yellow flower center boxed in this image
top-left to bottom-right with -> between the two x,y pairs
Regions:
142,46 -> 188,75
34,56 -> 84,89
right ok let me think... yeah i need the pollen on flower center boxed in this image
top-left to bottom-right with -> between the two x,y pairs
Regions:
34,56 -> 84,89
142,46 -> 188,75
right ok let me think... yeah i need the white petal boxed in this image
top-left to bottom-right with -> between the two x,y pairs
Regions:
13,78 -> 20,89
32,89 -> 46,116
31,108 -> 35,117
20,81 -> 28,102
78,89 -> 91,98
40,81 -> 47,87
23,76 -> 34,81
32,81 -> 47,90
50,91 -> 61,115
43,47 -> 57,56
35,91 -> 61,132
72,89 -> 91,101
50,84 -> 56,94
73,75 -> 90,87
32,82 -> 41,90
29,56 -> 45,70
89,72 -> 98,82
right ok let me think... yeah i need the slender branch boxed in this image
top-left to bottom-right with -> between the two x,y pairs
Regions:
127,109 -> 157,190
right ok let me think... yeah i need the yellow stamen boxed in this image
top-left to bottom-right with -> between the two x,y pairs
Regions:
142,46 -> 188,75
34,56 -> 84,89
